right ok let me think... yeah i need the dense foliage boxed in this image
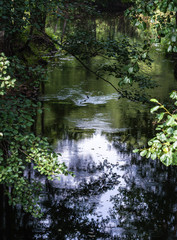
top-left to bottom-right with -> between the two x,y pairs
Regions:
134,92 -> 177,166
0,53 -> 16,95
127,0 -> 177,165
0,53 -> 72,217
126,0 -> 177,52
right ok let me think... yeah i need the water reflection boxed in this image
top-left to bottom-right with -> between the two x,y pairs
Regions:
36,106 -> 177,240
28,131 -> 177,240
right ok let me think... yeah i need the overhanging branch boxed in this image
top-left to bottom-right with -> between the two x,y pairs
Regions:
41,32 -> 139,101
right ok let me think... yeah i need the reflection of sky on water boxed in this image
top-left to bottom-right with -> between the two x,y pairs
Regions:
56,132 -> 127,178
57,133 -> 122,165
54,132 -> 130,237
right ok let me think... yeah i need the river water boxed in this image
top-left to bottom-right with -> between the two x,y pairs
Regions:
3,15 -> 177,240
34,16 -> 177,239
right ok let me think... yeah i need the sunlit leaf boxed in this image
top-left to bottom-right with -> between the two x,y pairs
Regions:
150,105 -> 160,113
150,98 -> 159,103
133,149 -> 139,153
140,150 -> 147,157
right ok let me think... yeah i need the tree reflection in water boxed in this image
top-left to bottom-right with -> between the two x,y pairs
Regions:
1,130 -> 177,240
109,146 -> 177,239
22,134 -> 177,240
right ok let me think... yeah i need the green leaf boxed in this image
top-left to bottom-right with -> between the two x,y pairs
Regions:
151,152 -> 157,160
171,35 -> 176,42
173,141 -> 177,149
157,133 -> 167,141
133,149 -> 139,153
140,149 -> 147,157
128,67 -> 134,74
166,154 -> 173,166
142,52 -> 147,59
166,116 -> 175,126
173,46 -> 177,53
170,91 -> 177,99
123,76 -> 131,84
167,45 -> 172,52
166,127 -> 173,134
142,21 -> 146,30
150,105 -> 160,113
146,151 -> 151,158
157,112 -> 165,122
160,154 -> 167,162
150,98 -> 159,103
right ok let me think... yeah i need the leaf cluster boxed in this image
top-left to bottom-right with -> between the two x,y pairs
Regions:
126,0 -> 177,52
134,91 -> 177,166
0,53 -> 16,95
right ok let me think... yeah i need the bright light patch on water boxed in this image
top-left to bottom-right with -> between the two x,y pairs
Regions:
57,132 -> 125,168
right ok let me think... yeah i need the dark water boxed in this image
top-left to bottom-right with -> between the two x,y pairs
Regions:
2,16 -> 177,240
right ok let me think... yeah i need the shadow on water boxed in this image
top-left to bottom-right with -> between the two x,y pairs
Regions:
1,14 -> 177,240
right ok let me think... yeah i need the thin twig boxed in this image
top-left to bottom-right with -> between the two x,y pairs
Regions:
41,32 -> 131,99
